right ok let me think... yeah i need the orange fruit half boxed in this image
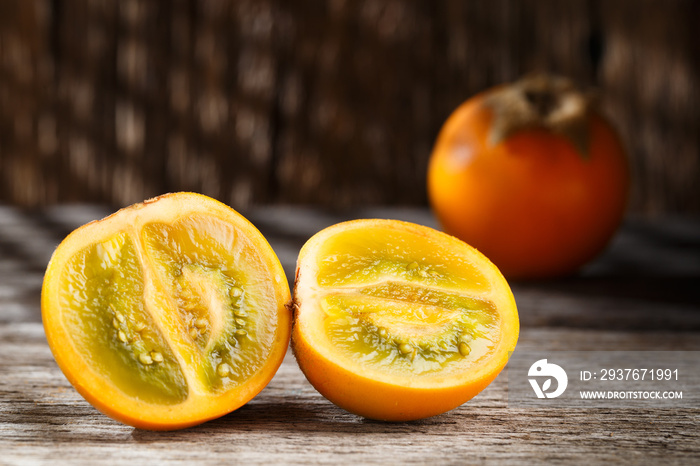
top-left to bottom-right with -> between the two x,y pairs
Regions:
292,219 -> 519,421
42,193 -> 291,430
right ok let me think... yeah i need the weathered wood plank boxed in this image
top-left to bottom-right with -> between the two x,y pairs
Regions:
1,206 -> 699,464
1,323 -> 699,464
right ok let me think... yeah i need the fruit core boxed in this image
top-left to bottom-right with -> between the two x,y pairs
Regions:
303,226 -> 502,378
58,215 -> 279,404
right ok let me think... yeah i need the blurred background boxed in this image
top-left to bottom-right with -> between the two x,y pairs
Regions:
0,0 -> 698,214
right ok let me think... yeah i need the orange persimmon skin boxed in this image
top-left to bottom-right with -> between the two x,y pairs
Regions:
428,94 -> 629,279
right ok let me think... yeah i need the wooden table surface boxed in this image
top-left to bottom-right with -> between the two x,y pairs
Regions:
1,205 -> 699,465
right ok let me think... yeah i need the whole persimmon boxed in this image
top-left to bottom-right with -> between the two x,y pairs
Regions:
428,75 -> 629,279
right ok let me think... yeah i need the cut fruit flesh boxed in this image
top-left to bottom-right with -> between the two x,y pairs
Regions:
42,193 -> 291,430
292,220 -> 519,420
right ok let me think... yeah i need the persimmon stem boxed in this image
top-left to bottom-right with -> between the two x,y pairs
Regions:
485,74 -> 593,158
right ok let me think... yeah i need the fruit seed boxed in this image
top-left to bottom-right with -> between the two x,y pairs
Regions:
216,363 -> 230,377
194,318 -> 208,328
138,353 -> 153,365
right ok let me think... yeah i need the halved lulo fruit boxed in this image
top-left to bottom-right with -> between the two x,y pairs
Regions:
292,219 -> 519,421
42,193 -> 291,430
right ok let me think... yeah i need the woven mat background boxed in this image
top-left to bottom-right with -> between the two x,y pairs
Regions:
1,0 -> 698,214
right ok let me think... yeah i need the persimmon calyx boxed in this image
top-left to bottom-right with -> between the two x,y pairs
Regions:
485,73 -> 595,158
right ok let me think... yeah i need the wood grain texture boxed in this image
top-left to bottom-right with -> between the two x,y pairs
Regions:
1,206 -> 699,464
2,324 -> 699,465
